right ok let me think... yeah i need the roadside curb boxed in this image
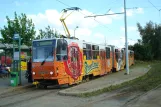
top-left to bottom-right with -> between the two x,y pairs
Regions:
58,77 -> 138,97
58,66 -> 151,97
0,84 -> 34,95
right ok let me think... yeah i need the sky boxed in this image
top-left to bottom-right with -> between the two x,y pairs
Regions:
0,0 -> 161,48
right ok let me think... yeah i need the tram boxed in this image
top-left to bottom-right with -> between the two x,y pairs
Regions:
32,38 -> 134,87
32,7 -> 134,87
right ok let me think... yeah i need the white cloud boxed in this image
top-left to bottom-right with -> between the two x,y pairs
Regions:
14,1 -> 20,6
27,9 -> 116,44
136,8 -> 144,14
35,29 -> 40,37
108,10 -> 123,20
27,9 -> 141,47
28,9 -> 114,30
94,33 -> 105,39
108,36 -> 137,48
121,7 -> 144,17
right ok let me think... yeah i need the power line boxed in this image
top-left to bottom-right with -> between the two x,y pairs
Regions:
136,6 -> 161,9
55,0 -> 112,31
78,10 -> 113,31
148,0 -> 161,22
148,0 -> 159,11
55,0 -> 71,7
89,0 -> 120,15
94,19 -> 112,30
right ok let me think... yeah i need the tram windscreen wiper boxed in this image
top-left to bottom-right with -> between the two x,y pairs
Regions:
41,50 -> 53,65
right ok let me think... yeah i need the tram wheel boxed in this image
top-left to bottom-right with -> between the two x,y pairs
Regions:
43,85 -> 47,89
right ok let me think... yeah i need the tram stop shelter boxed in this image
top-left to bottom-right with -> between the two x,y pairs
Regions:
0,43 -> 31,65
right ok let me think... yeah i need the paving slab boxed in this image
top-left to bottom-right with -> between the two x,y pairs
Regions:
59,65 -> 151,96
0,71 -> 33,95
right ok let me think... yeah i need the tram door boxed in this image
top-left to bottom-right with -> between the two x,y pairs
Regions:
100,50 -> 106,75
70,46 -> 81,78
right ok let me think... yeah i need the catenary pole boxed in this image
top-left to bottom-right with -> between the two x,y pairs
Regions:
124,0 -> 129,74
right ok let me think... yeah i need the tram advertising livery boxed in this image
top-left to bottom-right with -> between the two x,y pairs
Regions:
32,38 -> 134,87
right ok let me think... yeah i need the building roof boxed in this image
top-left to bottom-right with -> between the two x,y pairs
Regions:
0,43 -> 31,50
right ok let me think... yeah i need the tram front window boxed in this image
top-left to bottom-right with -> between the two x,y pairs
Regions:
32,40 -> 55,62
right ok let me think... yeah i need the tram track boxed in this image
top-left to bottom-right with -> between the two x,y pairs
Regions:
0,87 -> 61,107
0,87 -> 37,99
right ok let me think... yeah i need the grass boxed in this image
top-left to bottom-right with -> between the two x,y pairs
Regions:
128,62 -> 161,92
78,61 -> 161,97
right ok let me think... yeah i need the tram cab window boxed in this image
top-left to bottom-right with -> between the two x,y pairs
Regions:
56,39 -> 68,61
106,47 -> 110,59
92,45 -> 99,59
83,44 -> 92,60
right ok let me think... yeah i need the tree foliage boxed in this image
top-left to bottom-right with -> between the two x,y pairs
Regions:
0,12 -> 36,46
132,21 -> 161,61
35,26 -> 60,39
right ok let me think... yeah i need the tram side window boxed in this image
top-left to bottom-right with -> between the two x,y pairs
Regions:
130,51 -> 133,57
56,39 -> 68,61
83,44 -> 92,60
100,50 -> 105,59
92,45 -> 99,59
115,49 -> 119,62
106,47 -> 110,59
121,50 -> 124,60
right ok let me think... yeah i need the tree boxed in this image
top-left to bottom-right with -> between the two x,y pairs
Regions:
35,26 -> 60,39
135,21 -> 161,60
0,12 -> 36,46
128,45 -> 134,50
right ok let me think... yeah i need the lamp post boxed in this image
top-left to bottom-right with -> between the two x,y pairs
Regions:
74,26 -> 78,38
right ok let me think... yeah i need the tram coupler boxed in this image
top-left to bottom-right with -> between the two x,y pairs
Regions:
33,81 -> 39,88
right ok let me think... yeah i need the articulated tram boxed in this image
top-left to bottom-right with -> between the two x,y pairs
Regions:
32,38 -> 134,87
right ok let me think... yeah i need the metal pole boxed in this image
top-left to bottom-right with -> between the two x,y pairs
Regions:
13,41 -> 15,73
74,26 -> 78,38
19,37 -> 21,85
4,49 -> 6,64
124,0 -> 129,74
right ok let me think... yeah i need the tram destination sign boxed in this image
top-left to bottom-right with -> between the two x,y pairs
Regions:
33,40 -> 56,47
39,41 -> 53,46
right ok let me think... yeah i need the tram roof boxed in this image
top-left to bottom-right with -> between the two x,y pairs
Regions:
33,38 -> 112,47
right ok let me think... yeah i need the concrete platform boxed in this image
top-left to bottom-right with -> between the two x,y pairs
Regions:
59,65 -> 151,96
0,71 -> 33,95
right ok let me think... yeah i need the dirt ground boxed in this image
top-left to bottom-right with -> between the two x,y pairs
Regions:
0,64 -> 160,107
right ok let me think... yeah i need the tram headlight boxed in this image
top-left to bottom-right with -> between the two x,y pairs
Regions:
33,72 -> 36,75
50,71 -> 53,75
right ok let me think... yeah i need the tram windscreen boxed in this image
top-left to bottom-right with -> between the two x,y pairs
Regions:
32,40 -> 56,62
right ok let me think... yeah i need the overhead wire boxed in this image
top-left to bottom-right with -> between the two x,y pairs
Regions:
148,0 -> 159,11
89,0 -> 120,15
148,0 -> 161,22
55,0 -> 71,7
78,10 -> 113,31
55,0 -> 113,31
